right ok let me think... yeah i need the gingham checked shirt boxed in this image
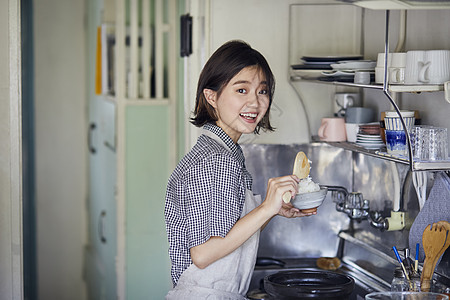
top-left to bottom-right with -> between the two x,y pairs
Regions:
164,123 -> 253,286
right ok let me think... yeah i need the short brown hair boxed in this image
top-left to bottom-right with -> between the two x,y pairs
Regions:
190,40 -> 275,134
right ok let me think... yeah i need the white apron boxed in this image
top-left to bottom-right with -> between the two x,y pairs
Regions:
166,189 -> 261,300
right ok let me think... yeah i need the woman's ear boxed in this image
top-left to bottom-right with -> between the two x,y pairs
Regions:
203,89 -> 217,108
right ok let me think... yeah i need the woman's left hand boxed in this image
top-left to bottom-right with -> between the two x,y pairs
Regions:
278,202 -> 316,218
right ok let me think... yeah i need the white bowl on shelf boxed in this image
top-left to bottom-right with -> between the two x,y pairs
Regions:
291,187 -> 328,210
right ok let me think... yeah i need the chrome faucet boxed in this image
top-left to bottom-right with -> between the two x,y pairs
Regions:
336,192 -> 370,221
324,185 -> 388,231
323,185 -> 401,231
368,210 -> 389,231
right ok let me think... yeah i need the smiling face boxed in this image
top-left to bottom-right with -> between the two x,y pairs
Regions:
203,66 -> 270,143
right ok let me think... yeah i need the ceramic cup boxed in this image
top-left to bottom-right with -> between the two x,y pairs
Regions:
405,50 -> 426,84
377,52 -> 392,68
345,123 -> 360,143
375,52 -> 392,83
385,130 -> 408,156
354,71 -> 371,84
422,50 -> 450,84
318,117 -> 347,142
345,107 -> 375,124
375,67 -> 385,84
389,53 -> 406,84
445,81 -> 450,104
405,50 -> 450,84
384,110 -> 415,131
334,93 -> 360,117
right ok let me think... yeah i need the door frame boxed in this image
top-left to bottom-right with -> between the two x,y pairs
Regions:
0,0 -> 24,299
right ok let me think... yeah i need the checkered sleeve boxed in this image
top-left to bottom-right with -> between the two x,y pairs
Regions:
184,152 -> 244,249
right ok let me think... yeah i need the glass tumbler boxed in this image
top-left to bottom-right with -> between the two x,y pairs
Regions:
414,126 -> 448,161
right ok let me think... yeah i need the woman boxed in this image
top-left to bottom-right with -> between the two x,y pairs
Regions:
164,40 -> 315,299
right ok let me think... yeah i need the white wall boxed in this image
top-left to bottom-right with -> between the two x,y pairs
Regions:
209,0 -> 311,145
34,0 -> 87,299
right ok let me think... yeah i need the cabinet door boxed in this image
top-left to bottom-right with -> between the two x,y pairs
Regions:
124,105 -> 172,299
87,97 -> 117,299
84,246 -> 106,300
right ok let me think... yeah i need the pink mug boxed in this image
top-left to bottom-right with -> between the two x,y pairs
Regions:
318,117 -> 347,142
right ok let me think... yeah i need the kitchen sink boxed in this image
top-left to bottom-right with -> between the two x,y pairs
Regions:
247,258 -> 390,300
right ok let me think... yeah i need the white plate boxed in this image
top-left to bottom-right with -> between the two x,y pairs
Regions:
301,55 -> 363,62
356,138 -> 384,142
356,136 -> 383,142
357,140 -> 383,144
331,60 -> 377,70
303,60 -> 334,65
357,141 -> 384,146
321,70 -> 355,77
357,133 -> 382,138
291,187 -> 328,210
357,134 -> 382,138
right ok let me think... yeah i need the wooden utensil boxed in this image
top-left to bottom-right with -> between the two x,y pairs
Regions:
282,151 -> 310,203
420,222 -> 449,291
429,221 -> 450,278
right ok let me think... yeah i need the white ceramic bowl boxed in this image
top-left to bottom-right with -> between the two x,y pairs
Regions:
291,187 -> 328,210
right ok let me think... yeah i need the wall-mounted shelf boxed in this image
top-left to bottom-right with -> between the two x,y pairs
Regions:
290,71 -> 445,93
340,0 -> 450,10
290,8 -> 449,172
324,141 -> 450,171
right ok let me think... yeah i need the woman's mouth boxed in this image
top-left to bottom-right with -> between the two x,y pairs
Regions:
240,112 -> 258,121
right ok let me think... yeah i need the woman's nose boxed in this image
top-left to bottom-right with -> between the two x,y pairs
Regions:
247,92 -> 259,107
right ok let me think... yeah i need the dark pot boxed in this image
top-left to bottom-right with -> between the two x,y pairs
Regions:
264,270 -> 355,300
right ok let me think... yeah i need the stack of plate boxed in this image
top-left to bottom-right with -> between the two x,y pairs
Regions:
299,55 -> 363,68
356,133 -> 385,150
291,55 -> 363,79
330,60 -> 377,71
359,124 -> 381,135
319,58 -> 376,82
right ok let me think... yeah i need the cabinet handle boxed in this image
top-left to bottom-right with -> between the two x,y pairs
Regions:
104,141 -> 116,152
88,123 -> 96,154
98,210 -> 107,244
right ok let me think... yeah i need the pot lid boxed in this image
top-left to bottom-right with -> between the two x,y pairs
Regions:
264,270 -> 355,298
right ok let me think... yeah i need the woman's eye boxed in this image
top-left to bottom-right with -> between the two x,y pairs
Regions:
259,89 -> 268,95
237,88 -> 246,94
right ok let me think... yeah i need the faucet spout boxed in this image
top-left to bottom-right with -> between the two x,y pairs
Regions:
324,185 -> 349,206
368,211 -> 389,231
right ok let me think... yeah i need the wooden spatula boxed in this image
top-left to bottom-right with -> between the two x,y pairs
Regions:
420,222 -> 449,291
434,221 -> 450,264
282,151 -> 310,203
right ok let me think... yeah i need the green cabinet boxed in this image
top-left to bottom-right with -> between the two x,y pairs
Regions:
85,0 -> 179,298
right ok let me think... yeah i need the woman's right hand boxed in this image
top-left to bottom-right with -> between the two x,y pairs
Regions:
262,175 -> 300,216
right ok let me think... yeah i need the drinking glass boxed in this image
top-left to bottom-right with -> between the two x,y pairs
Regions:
414,126 -> 448,161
